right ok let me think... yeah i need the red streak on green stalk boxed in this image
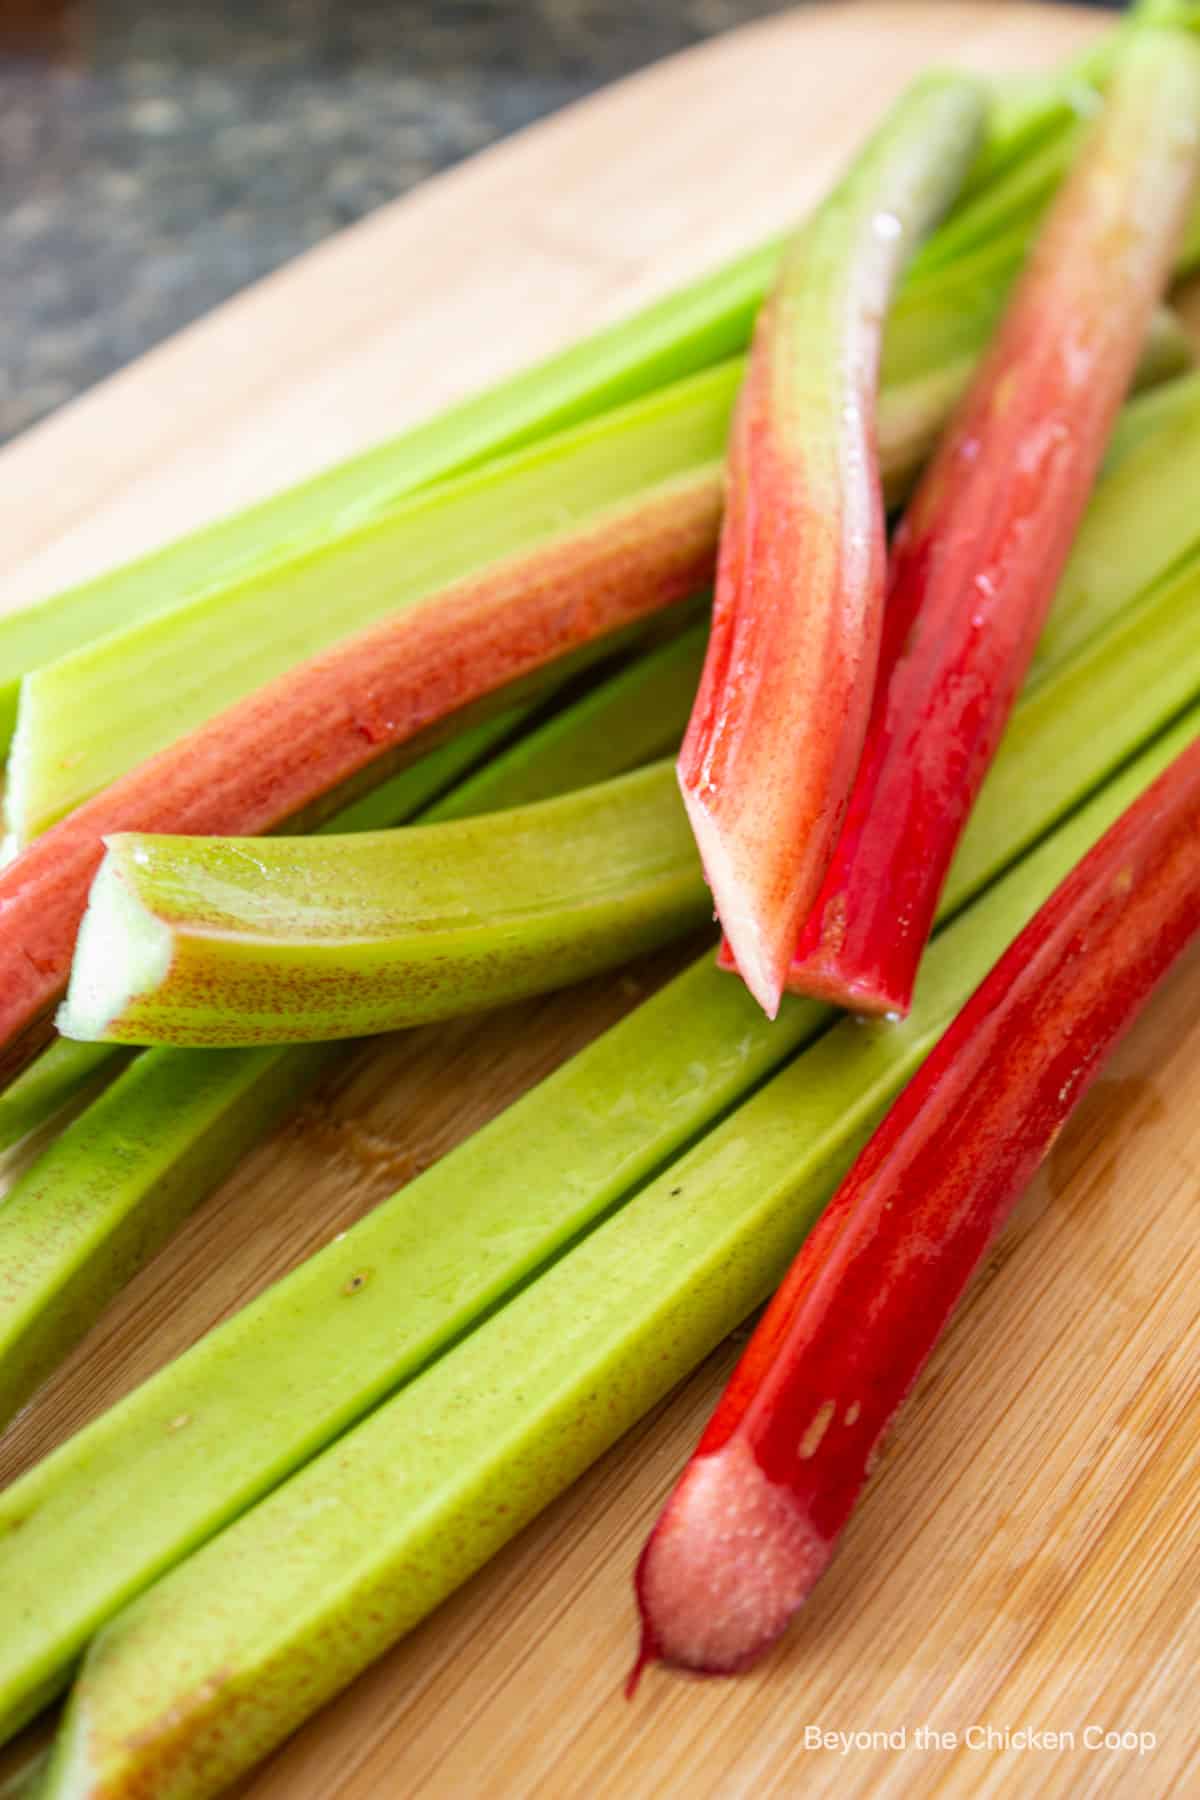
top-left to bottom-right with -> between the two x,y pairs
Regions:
678,300 -> 883,1019
636,728 -> 1200,1678
0,474 -> 720,1087
785,24 -> 1200,1017
678,78 -> 986,1018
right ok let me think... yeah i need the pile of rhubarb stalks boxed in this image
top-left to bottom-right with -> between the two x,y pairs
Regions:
3,3 -> 1200,1793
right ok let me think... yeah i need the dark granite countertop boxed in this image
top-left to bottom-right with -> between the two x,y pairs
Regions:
2,0 -> 1113,447
1,0 -> 801,445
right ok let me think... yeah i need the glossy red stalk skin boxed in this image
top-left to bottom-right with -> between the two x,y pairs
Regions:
636,730 -> 1200,1678
678,80 -> 985,1018
783,26 -> 1200,1017
0,474 -> 719,1087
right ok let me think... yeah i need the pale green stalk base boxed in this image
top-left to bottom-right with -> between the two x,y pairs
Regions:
43,708 -> 1200,1800
5,535 -> 1199,1739
57,761 -> 710,1047
0,706 -> 532,1152
0,625 -> 708,1425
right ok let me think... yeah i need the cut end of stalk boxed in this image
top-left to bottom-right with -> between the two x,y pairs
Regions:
678,777 -> 783,1020
55,845 -> 174,1044
717,936 -> 912,1019
634,1439 -> 831,1675
784,955 -> 911,1019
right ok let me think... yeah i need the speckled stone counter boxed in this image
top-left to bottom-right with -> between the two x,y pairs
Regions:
2,0 -> 819,444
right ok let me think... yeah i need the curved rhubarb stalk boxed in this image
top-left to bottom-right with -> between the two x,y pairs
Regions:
785,19 -> 1200,1016
678,76 -> 986,1016
57,762 -> 707,1048
637,726 -> 1200,1678
0,706 -> 537,1152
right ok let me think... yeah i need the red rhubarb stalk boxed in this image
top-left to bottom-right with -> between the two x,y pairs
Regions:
783,20 -> 1200,1017
636,727 -> 1200,1677
677,77 -> 985,1017
0,473 -> 719,1088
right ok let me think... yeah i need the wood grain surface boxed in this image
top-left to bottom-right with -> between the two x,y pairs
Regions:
4,4 -> 1200,1796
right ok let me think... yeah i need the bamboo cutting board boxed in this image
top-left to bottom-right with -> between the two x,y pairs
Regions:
4,4 -> 1200,1795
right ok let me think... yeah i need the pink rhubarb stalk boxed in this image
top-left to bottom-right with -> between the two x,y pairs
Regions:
676,77 -> 985,1017
0,474 -> 719,1088
784,20 -> 1200,1017
636,728 -> 1200,1677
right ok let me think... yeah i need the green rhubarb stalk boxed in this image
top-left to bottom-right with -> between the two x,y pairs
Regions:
962,33 -> 1119,195
909,118 -> 1084,276
56,760 -> 710,1048
5,537 -> 1198,1738
1030,377 -> 1200,674
40,708 -> 1200,1800
0,630 -> 707,1422
5,358 -> 738,850
0,705 -> 534,1153
0,1044 -> 336,1434
0,264 -> 768,766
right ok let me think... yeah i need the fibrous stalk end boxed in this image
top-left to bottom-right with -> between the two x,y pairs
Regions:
55,845 -> 173,1044
677,775 -> 783,1020
634,1438 -> 831,1675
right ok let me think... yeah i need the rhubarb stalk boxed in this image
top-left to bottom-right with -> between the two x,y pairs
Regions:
636,728 -> 1200,1677
0,705 -> 535,1151
677,76 -> 985,1016
5,358 -> 737,850
785,18 -> 1200,1016
56,762 -> 709,1048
